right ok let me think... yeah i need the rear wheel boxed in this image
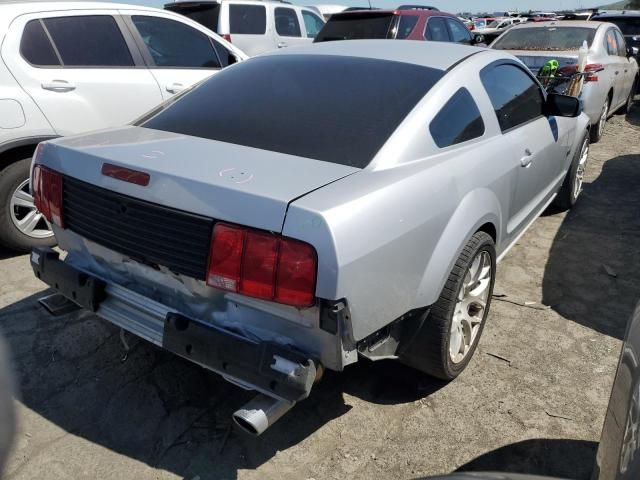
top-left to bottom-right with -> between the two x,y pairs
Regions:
553,132 -> 589,211
399,231 -> 496,380
590,98 -> 609,143
0,158 -> 55,252
622,78 -> 638,114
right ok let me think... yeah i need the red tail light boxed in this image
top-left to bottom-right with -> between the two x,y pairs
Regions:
584,63 -> 603,82
207,223 -> 317,307
222,33 -> 232,42
32,164 -> 64,228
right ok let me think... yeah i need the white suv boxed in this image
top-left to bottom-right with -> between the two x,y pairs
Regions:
165,0 -> 326,56
0,1 -> 247,251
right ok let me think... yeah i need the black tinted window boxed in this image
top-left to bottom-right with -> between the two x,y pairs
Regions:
302,11 -> 325,38
430,88 -> 485,148
142,55 -> 444,168
275,8 -> 301,37
229,5 -> 266,34
20,20 -> 60,66
394,15 -> 418,39
481,64 -> 544,131
132,16 -> 220,68
447,18 -> 472,44
212,39 -> 236,67
164,3 -> 220,31
315,14 -> 395,42
425,17 -> 450,42
43,16 -> 133,67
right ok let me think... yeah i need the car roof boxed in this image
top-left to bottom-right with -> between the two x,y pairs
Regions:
593,11 -> 640,18
0,1 -> 166,14
331,8 -> 453,17
263,39 -> 486,71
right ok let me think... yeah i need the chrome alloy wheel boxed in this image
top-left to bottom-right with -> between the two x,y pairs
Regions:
572,137 -> 590,200
598,101 -> 608,138
449,251 -> 492,364
9,179 -> 53,239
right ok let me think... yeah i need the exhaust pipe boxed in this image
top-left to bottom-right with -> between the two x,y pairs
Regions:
232,394 -> 295,436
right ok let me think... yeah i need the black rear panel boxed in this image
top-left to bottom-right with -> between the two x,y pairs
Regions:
314,13 -> 396,41
63,176 -> 214,280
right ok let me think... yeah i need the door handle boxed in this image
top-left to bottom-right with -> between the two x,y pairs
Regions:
41,80 -> 76,92
520,149 -> 533,168
165,83 -> 185,94
277,42 -> 287,48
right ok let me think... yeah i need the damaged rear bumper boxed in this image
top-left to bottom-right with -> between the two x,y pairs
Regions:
30,248 -> 317,403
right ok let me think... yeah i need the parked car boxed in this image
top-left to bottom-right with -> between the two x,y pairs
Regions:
314,4 -> 348,21
29,40 -> 590,434
0,1 -> 246,252
592,11 -> 640,60
165,0 -> 325,56
491,21 -> 639,143
314,6 -> 481,45
562,11 -> 596,21
474,17 -> 496,30
473,17 -> 520,43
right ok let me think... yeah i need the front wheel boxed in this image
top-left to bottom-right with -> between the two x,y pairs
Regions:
399,231 -> 496,380
0,158 -> 56,252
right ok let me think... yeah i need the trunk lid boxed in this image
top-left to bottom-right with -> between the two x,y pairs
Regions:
506,50 -> 579,73
41,126 -> 359,232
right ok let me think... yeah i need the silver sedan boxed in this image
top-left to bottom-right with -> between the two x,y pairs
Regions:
29,41 -> 589,434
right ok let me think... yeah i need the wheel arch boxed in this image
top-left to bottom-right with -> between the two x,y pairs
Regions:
415,188 -> 501,308
0,137 -> 58,172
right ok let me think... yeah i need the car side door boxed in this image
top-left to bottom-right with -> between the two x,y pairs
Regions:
273,6 -> 308,49
424,17 -> 451,42
1,11 -> 163,136
124,13 -> 231,100
614,28 -> 636,98
604,27 -> 627,109
480,62 -> 565,239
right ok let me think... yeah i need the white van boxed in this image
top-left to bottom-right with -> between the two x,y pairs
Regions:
165,0 -> 325,56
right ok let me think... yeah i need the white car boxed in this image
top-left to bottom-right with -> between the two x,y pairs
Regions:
0,1 -> 247,252
165,0 -> 326,56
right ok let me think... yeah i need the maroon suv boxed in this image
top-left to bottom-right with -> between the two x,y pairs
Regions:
314,5 -> 479,44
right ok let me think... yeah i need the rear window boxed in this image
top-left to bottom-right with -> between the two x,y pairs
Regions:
141,55 -> 444,168
597,17 -> 640,36
315,13 -> 395,42
492,26 -> 597,51
229,4 -> 267,34
164,3 -> 221,31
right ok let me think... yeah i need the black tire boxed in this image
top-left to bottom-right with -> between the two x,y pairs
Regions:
399,231 -> 496,380
590,98 -> 609,143
621,78 -> 638,114
0,158 -> 56,252
553,132 -> 589,211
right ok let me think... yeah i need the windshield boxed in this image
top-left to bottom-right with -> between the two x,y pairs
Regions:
600,17 -> 640,36
493,26 -> 597,51
141,55 -> 444,168
314,13 -> 395,41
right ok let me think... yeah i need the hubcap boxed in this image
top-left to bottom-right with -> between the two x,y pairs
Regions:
598,102 -> 608,137
572,138 -> 589,200
449,251 -> 492,364
9,179 -> 53,239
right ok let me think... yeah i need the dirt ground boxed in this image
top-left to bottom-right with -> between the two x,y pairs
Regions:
1,107 -> 640,480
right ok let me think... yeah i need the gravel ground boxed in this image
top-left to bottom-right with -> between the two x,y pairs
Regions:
1,107 -> 639,480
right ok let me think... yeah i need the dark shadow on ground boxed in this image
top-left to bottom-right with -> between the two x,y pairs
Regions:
541,153 -> 640,340
457,438 -> 598,480
0,291 -> 445,479
0,248 -> 21,261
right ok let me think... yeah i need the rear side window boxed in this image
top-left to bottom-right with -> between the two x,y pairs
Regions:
481,63 -> 544,132
132,16 -> 221,68
302,11 -> 325,38
605,29 -> 620,55
394,15 -> 418,39
275,8 -> 301,37
614,29 -> 627,56
142,55 -> 444,168
20,20 -> 60,66
430,88 -> 484,148
446,18 -> 472,44
42,16 -> 133,67
314,14 -> 395,42
425,17 -> 450,42
229,4 -> 266,34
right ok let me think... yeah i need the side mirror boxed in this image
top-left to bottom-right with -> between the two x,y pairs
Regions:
544,93 -> 582,117
627,46 -> 640,58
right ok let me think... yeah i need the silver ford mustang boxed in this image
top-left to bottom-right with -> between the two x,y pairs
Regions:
29,40 -> 590,435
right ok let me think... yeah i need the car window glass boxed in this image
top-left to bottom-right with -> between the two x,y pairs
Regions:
480,63 -> 544,131
132,16 -> 220,69
614,29 -> 627,56
20,20 -> 60,66
302,11 -> 324,38
211,38 -> 236,67
42,15 -> 133,67
395,15 -> 418,39
275,8 -> 301,37
425,17 -> 450,42
605,29 -> 619,56
430,88 -> 485,148
446,18 -> 472,43
229,5 -> 266,34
